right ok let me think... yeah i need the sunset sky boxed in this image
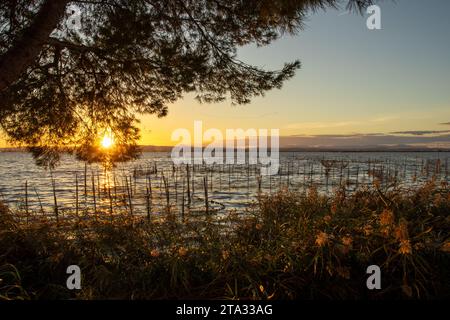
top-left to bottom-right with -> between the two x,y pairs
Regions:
1,0 -> 449,149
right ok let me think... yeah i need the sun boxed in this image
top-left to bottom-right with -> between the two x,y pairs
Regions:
101,131 -> 114,149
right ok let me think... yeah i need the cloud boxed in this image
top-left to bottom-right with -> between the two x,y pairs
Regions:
390,130 -> 450,136
279,132 -> 450,149
440,122 -> 450,126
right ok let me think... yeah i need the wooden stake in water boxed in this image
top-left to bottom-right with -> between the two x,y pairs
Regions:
181,178 -> 185,222
269,169 -> 272,193
219,164 -> 222,190
24,180 -> 29,224
247,164 -> 250,196
148,175 -> 153,198
162,174 -> 170,207
355,165 -> 360,190
133,172 -> 137,196
191,166 -> 195,200
186,164 -> 191,206
146,177 -> 151,222
75,174 -> 79,218
51,176 -> 59,224
97,172 -> 101,200
203,176 -> 209,215
257,175 -> 262,198
126,176 -> 133,216
84,162 -> 87,208
107,174 -> 113,218
34,187 -> 45,216
228,164 -> 231,190
287,161 -> 290,190
445,158 -> 448,180
175,169 -> 178,202
92,174 -> 97,214
210,164 -> 214,192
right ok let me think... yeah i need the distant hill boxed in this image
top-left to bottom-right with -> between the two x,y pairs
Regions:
0,147 -> 26,152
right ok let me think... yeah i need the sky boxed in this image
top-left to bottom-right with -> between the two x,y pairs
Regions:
136,0 -> 450,148
1,0 -> 450,149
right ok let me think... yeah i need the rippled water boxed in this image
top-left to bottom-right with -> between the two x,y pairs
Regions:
0,151 -> 449,216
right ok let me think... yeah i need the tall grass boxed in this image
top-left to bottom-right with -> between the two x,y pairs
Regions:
0,182 -> 449,300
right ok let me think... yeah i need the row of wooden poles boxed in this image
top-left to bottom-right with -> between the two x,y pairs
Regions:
19,157 -> 449,223
21,164 -> 219,224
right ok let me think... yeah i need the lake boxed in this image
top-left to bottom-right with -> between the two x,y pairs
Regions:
0,151 -> 448,216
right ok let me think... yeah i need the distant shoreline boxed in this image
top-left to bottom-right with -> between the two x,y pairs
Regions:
1,146 -> 450,153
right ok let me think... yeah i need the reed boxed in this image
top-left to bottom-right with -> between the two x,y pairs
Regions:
0,181 -> 448,300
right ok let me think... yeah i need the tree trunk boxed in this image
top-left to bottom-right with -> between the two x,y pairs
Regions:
0,0 -> 70,92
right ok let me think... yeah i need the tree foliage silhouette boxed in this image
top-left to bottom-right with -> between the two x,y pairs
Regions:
0,0 -> 374,167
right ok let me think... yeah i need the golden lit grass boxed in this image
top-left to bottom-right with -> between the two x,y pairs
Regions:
0,182 -> 449,300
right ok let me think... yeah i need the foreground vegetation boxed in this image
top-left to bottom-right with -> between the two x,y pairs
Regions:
0,181 -> 449,300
